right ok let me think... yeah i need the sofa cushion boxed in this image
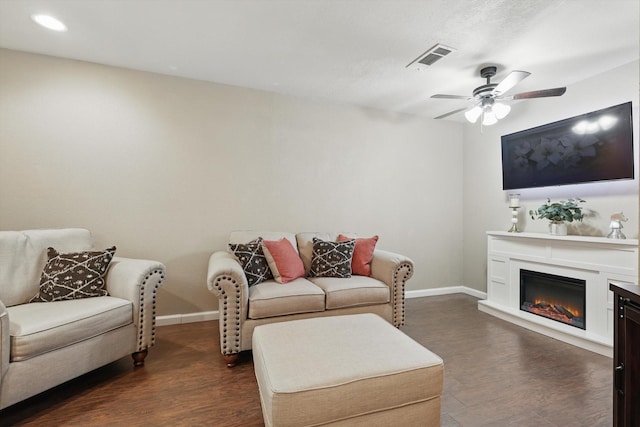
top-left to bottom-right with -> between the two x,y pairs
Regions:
262,238 -> 305,284
228,238 -> 273,286
8,296 -> 133,362
248,278 -> 325,319
309,276 -> 389,309
0,229 -> 93,307
338,234 -> 379,277
309,237 -> 355,278
30,246 -> 116,302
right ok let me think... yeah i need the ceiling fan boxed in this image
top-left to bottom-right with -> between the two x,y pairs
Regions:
431,66 -> 566,125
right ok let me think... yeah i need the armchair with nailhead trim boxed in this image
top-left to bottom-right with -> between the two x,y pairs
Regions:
0,228 -> 165,409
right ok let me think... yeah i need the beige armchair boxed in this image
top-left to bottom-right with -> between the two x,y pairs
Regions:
0,228 -> 165,409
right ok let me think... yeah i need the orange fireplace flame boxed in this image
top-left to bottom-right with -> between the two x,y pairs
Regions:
525,298 -> 584,326
532,298 -> 582,318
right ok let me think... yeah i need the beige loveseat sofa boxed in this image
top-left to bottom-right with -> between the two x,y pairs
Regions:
207,231 -> 414,367
0,228 -> 165,409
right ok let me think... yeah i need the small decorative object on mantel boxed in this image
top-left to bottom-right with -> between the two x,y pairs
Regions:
507,193 -> 520,232
529,198 -> 585,236
608,212 -> 627,239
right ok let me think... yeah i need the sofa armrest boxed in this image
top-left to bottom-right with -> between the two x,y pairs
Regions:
0,300 -> 8,381
370,250 -> 414,328
207,251 -> 249,358
106,257 -> 166,352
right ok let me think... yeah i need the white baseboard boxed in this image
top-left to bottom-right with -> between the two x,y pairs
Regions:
156,310 -> 219,327
156,287 -> 486,326
406,286 -> 487,300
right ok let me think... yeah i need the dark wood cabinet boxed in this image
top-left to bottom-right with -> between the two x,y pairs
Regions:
610,281 -> 640,427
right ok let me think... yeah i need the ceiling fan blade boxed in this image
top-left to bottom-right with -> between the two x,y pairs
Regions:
491,70 -> 531,95
431,94 -> 472,100
507,87 -> 567,100
434,107 -> 468,119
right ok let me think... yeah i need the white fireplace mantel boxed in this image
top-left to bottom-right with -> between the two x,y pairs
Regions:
478,231 -> 639,357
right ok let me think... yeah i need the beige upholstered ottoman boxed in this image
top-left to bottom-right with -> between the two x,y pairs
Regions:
252,313 -> 444,427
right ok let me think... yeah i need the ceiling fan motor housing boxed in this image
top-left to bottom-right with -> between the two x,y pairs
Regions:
473,84 -> 498,98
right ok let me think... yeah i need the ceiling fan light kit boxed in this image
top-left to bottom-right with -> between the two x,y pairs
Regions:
465,106 -> 483,123
432,66 -> 566,126
492,102 -> 511,119
482,111 -> 498,126
464,98 -> 512,126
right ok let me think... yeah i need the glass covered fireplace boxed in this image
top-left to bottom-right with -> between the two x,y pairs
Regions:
519,269 -> 586,329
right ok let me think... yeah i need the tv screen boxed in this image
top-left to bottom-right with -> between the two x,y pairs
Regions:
501,102 -> 634,190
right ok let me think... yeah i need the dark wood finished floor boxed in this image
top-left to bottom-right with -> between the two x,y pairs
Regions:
1,294 -> 612,426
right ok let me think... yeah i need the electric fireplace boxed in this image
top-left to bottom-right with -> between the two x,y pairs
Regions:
483,232 -> 638,356
520,269 -> 586,329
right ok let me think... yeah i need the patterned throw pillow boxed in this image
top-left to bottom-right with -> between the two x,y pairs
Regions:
308,237 -> 355,278
229,238 -> 273,286
30,246 -> 116,302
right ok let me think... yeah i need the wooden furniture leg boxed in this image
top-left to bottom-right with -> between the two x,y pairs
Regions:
132,350 -> 148,367
224,354 -> 239,368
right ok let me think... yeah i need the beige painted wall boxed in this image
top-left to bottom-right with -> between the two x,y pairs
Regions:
462,60 -> 640,292
0,48 -> 464,316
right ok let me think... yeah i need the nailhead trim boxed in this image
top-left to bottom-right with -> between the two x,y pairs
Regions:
392,262 -> 412,328
137,269 -> 165,351
213,275 -> 242,355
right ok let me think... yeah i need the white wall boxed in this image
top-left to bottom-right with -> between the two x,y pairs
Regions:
0,49 -> 464,315
462,60 -> 639,292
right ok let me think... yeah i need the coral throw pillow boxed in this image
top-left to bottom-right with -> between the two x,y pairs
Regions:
338,234 -> 378,276
262,238 -> 305,284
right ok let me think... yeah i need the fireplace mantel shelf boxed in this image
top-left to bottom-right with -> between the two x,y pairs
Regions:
488,231 -> 638,247
479,232 -> 639,357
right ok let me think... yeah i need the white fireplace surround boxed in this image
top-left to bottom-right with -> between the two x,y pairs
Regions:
479,231 -> 638,357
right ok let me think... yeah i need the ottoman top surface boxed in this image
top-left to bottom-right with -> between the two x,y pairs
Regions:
252,313 -> 443,392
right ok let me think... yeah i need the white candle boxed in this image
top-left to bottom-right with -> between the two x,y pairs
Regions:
509,196 -> 520,208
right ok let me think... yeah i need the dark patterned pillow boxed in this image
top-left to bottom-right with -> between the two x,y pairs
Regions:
229,238 -> 273,286
308,237 -> 355,278
30,246 -> 116,302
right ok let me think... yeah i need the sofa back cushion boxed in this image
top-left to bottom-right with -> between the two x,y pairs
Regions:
0,229 -> 93,306
229,231 -> 297,252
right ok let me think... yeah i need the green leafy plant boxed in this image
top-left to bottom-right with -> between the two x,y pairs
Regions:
529,198 -> 585,224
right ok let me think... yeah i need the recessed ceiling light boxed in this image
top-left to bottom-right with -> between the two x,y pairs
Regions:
31,14 -> 67,32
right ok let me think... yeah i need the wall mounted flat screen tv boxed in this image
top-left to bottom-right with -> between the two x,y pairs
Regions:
501,102 -> 634,190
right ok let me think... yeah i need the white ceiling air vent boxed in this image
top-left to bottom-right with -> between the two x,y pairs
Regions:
406,43 -> 456,70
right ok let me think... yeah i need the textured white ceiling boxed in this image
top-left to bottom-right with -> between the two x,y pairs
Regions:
0,0 -> 638,121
